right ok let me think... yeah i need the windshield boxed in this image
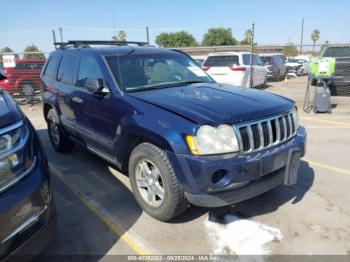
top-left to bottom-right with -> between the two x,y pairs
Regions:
323,47 -> 350,57
105,52 -> 214,92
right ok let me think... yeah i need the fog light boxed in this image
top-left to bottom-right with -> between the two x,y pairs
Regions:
211,169 -> 229,186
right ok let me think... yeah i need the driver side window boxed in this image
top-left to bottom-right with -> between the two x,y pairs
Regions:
77,56 -> 104,88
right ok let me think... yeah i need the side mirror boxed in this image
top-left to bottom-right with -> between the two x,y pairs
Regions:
0,70 -> 6,80
86,78 -> 107,95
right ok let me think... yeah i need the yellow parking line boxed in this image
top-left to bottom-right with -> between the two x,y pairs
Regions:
305,125 -> 350,129
306,160 -> 350,176
49,164 -> 148,256
311,116 -> 350,119
301,117 -> 350,127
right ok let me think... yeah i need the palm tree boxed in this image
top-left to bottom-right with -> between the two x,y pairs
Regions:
311,29 -> 320,53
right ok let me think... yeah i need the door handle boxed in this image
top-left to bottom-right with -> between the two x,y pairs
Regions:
72,97 -> 84,104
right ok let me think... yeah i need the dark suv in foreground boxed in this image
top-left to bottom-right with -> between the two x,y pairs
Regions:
41,41 -> 306,221
0,71 -> 56,259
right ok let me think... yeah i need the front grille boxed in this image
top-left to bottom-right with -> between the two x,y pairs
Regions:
335,63 -> 350,76
235,111 -> 297,153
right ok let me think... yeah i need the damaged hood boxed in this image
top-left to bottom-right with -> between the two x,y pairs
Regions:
128,83 -> 294,125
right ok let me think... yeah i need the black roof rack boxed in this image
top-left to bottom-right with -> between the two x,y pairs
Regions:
54,40 -> 149,49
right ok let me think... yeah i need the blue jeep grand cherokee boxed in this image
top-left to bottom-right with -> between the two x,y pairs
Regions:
0,70 -> 56,258
41,40 -> 306,221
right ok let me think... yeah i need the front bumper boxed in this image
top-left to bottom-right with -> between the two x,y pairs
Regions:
329,78 -> 350,96
4,203 -> 57,262
0,126 -> 56,260
170,127 -> 306,207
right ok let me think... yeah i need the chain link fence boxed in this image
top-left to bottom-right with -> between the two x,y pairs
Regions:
0,52 -> 48,105
192,47 -> 310,89
0,45 -> 349,106
189,43 -> 350,96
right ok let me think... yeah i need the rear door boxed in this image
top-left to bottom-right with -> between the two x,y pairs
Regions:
203,55 -> 245,86
274,56 -> 286,77
55,54 -> 79,134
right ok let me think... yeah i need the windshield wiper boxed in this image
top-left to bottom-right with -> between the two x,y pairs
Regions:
127,81 -> 211,93
179,80 -> 207,85
127,86 -> 166,92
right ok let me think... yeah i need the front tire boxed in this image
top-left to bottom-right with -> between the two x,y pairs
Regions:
47,109 -> 74,153
128,143 -> 188,221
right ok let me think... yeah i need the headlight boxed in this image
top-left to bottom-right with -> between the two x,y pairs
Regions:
0,121 -> 33,193
0,127 -> 22,152
292,107 -> 299,130
186,124 -> 239,155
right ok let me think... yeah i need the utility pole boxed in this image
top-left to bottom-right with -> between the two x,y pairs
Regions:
300,18 -> 304,54
146,26 -> 150,45
112,11 -> 116,38
58,27 -> 63,42
249,23 -> 255,88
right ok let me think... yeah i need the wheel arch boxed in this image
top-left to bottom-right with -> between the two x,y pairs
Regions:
117,127 -> 176,174
43,103 -> 54,122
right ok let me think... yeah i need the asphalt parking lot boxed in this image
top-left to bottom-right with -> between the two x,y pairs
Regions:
20,76 -> 350,258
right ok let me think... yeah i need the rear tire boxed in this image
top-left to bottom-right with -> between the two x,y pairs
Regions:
47,109 -> 74,153
20,82 -> 35,97
128,143 -> 188,221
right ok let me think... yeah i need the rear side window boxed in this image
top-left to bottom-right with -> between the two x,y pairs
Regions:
261,56 -> 273,65
243,54 -> 264,66
57,55 -> 76,85
44,56 -> 61,80
204,55 -> 239,67
273,56 -> 282,65
255,55 -> 264,66
77,56 -> 104,88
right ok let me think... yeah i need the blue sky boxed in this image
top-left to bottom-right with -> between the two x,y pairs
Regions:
0,0 -> 349,53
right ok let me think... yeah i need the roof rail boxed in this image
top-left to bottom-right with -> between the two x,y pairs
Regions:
54,40 -> 149,49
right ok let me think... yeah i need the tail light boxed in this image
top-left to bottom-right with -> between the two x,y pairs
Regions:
229,66 -> 246,71
202,66 -> 210,72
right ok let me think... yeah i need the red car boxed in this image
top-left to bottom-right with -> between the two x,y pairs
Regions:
0,59 -> 46,96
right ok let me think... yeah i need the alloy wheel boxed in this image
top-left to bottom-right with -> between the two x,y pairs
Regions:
21,84 -> 35,96
135,159 -> 165,208
49,121 -> 60,146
